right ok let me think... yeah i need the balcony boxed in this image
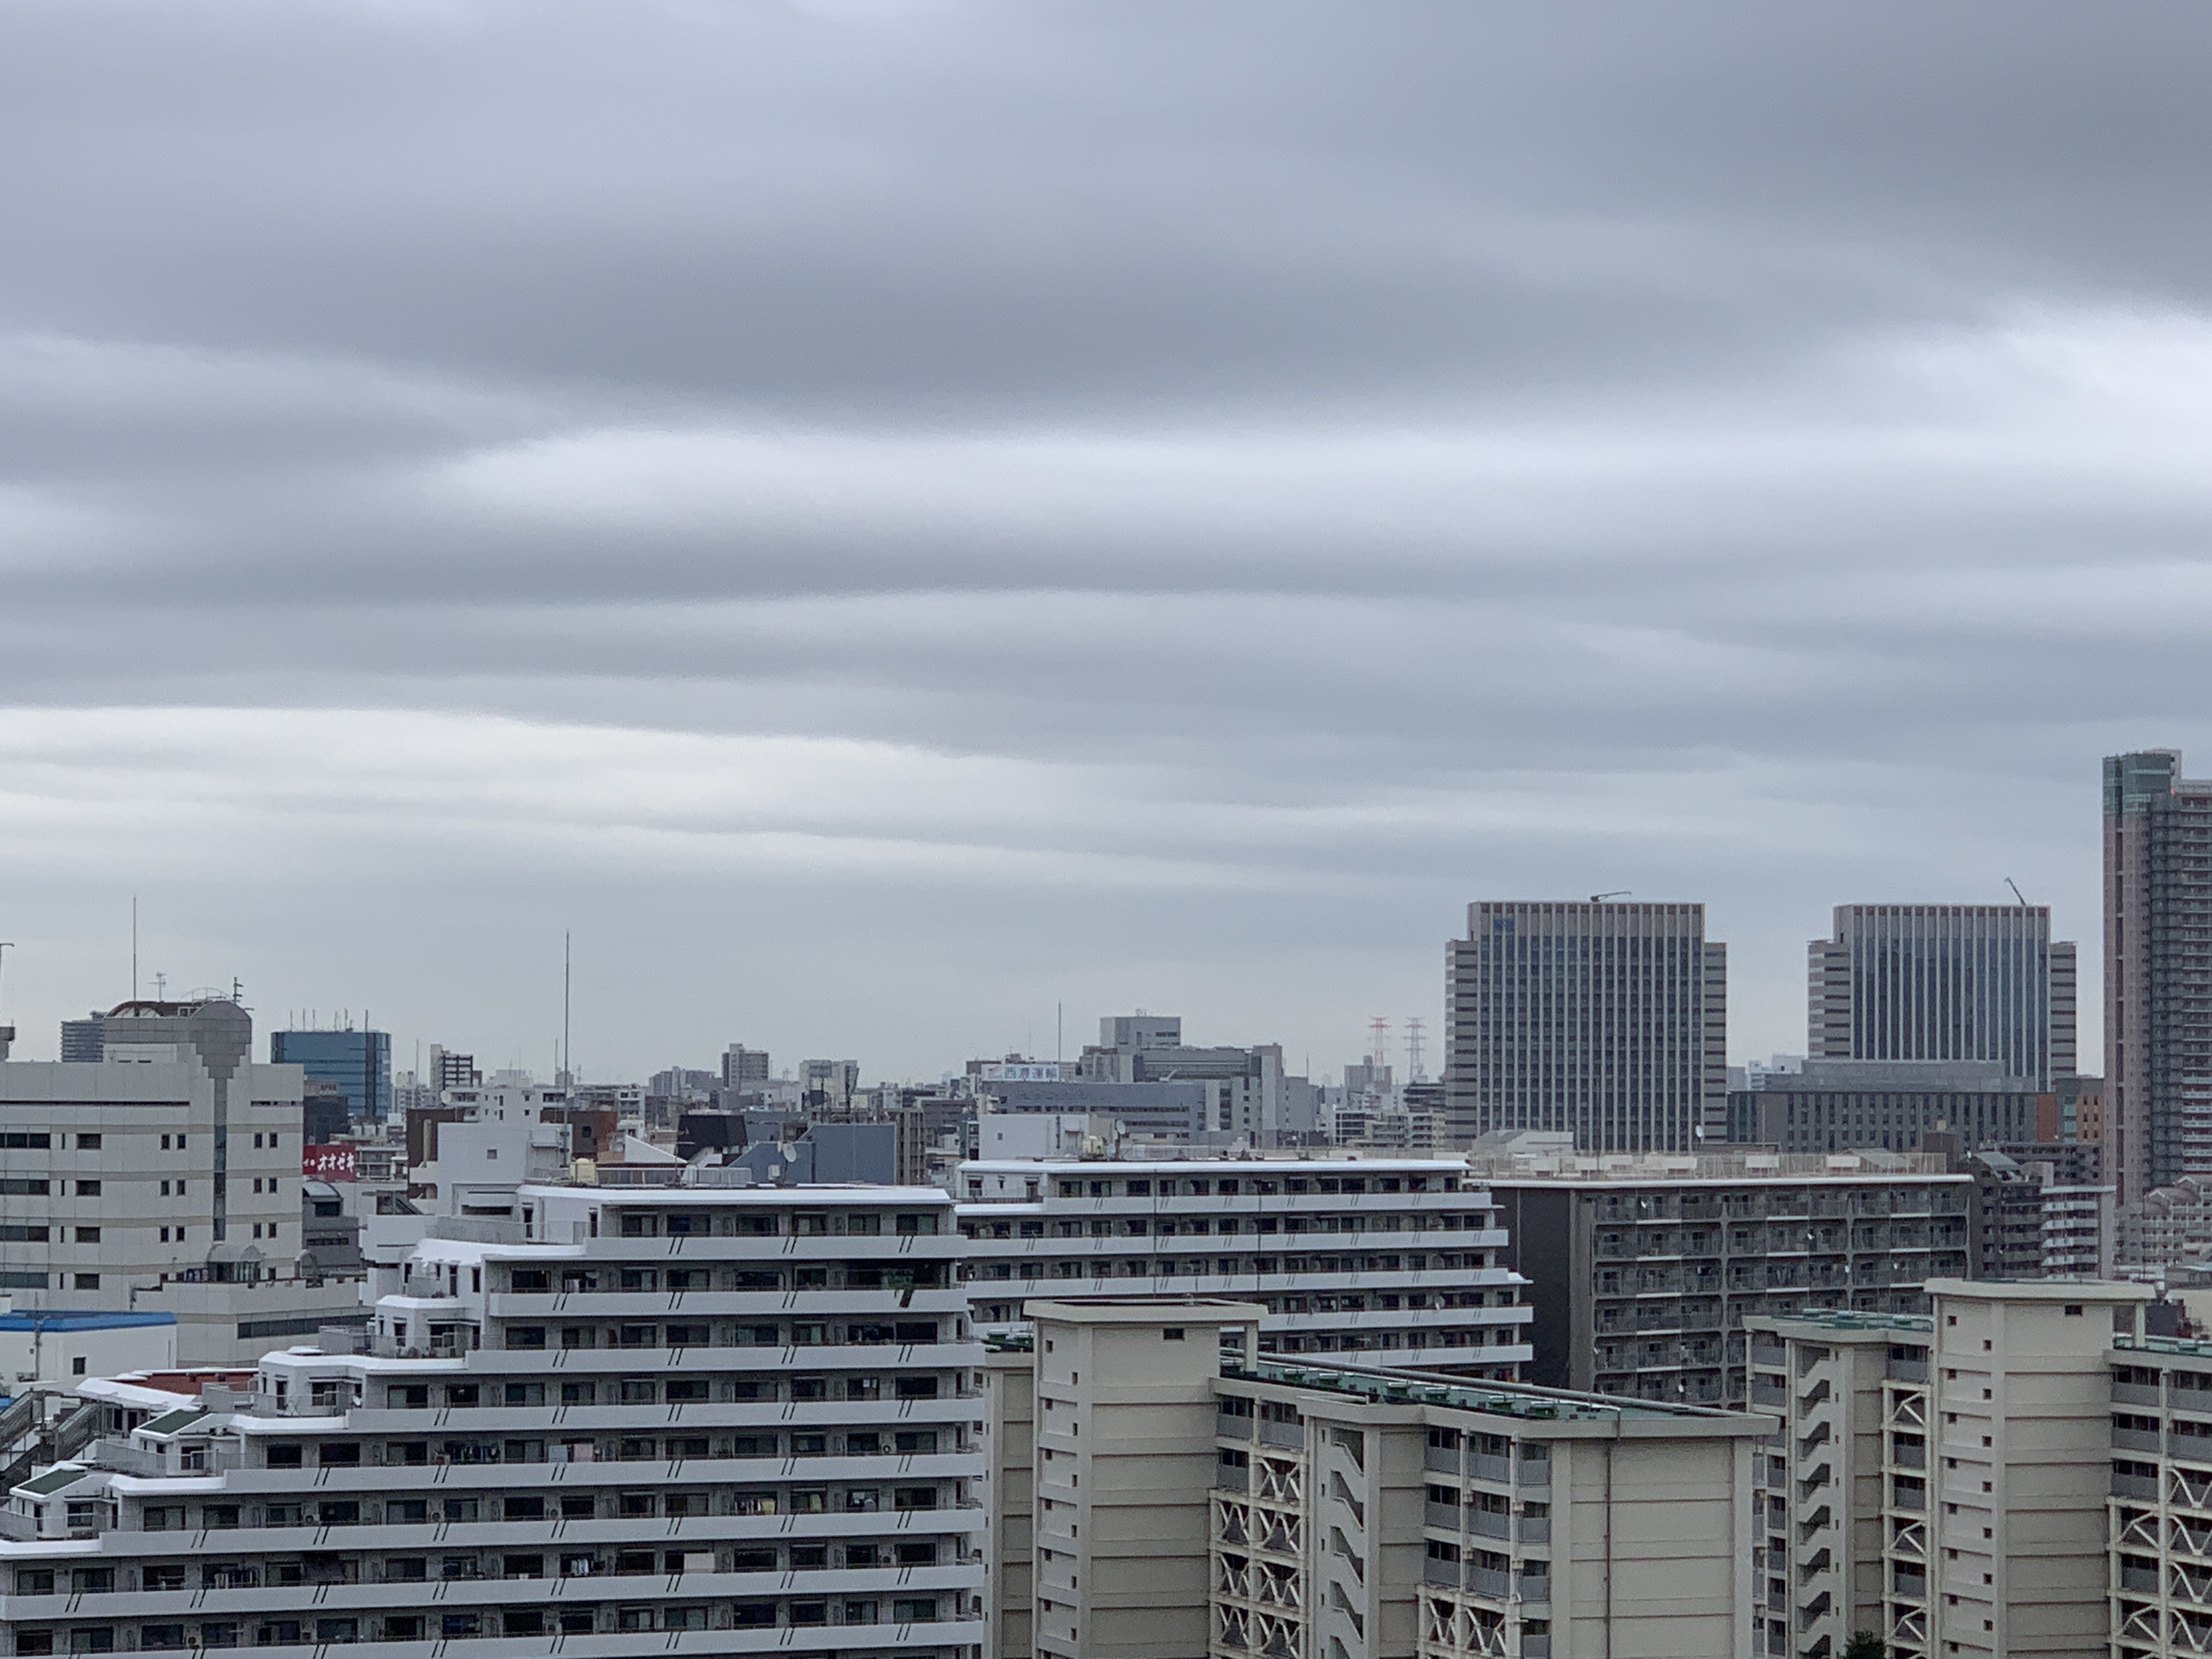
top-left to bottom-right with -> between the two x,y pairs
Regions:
2123,1565 -> 2162,1593
1887,1357 -> 1928,1384
1426,1502 -> 1463,1530
1471,1452 -> 1513,1484
1519,1573 -> 1551,1606
1517,1458 -> 1551,1488
1517,1516 -> 1550,1545
1469,1565 -> 1511,1600
1471,1509 -> 1510,1541
2115,1472 -> 2163,1500
1424,1557 -> 1462,1588
2114,1427 -> 2164,1454
2114,1380 -> 2165,1409
1259,1420 -> 1305,1450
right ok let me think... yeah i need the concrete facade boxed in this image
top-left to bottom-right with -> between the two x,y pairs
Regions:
957,1156 -> 1533,1377
0,1000 -> 365,1363
0,1181 -> 985,1658
985,1295 -> 1773,1659
1758,1279 -> 2151,1659
1476,1149 -> 1972,1407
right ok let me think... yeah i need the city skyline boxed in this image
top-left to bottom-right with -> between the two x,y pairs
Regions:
3,6 -> 2209,1086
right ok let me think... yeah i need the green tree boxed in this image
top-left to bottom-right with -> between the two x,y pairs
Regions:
1844,1633 -> 1886,1659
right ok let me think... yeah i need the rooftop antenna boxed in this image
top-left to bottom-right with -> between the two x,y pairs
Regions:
1590,890 -> 1632,903
2005,877 -> 2032,907
561,929 -> 572,1087
131,896 -> 139,1003
0,940 -> 15,1027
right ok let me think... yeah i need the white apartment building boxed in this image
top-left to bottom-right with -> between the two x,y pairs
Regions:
983,1296 -> 1774,1659
957,1156 -> 1533,1378
0,1179 -> 985,1658
1752,1278 -> 2152,1659
0,999 -> 364,1363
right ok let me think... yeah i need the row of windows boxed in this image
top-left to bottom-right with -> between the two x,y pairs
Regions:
603,1209 -> 940,1238
0,1179 -> 103,1196
13,1595 -> 954,1651
1046,1174 -> 1446,1198
375,1371 -> 950,1408
16,1538 -> 950,1595
978,1250 -> 1492,1283
257,1426 -> 953,1468
496,1262 -> 948,1293
496,1318 -> 946,1351
964,1212 -> 1491,1240
127,1482 -> 952,1530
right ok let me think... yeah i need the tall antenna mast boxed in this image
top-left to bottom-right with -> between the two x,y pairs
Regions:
561,930 -> 572,1087
131,896 -> 139,1003
1368,1015 -> 1390,1069
1405,1016 -> 1427,1083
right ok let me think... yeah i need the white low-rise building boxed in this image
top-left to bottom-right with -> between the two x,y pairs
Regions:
957,1155 -> 1532,1378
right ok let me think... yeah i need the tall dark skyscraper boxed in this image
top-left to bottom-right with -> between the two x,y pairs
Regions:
1807,903 -> 2075,1088
1446,899 -> 1728,1152
2106,749 -> 2212,1203
270,1026 -> 392,1123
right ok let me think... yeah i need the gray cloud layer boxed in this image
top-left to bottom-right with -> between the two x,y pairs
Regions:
3,1 -> 2209,1079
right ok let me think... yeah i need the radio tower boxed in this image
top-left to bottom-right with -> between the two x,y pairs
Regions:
1368,1016 -> 1390,1068
1404,1017 -> 1427,1083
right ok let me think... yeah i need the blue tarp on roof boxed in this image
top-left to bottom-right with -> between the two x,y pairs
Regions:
0,1310 -> 175,1331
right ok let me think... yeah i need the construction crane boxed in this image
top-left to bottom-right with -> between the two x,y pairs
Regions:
2005,878 -> 2032,907
1590,890 -> 1632,903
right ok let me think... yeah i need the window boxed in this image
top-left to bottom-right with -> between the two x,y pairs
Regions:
73,1273 -> 100,1291
75,1134 -> 101,1150
75,1180 -> 101,1197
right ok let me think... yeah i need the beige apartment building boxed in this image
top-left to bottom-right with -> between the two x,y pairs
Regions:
1753,1278 -> 2152,1659
984,1295 -> 1774,1659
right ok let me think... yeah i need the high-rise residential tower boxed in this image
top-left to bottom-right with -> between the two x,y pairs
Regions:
1806,904 -> 2075,1088
2105,748 -> 2212,1203
1445,900 -> 1728,1152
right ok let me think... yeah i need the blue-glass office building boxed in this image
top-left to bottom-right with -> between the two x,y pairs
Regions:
270,1029 -> 392,1123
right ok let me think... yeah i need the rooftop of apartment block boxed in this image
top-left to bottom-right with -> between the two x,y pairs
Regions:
1468,1144 -> 1956,1186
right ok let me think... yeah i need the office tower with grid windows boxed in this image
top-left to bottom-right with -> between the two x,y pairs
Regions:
2106,749 -> 2212,1205
1807,903 -> 2075,1088
1445,900 -> 1728,1152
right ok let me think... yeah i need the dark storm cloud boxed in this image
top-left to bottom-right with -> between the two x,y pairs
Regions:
1,0 -> 2209,1075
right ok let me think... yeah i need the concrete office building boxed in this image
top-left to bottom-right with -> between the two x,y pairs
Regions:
1752,1279 -> 2153,1659
1445,900 -> 1728,1152
983,1296 -> 1773,1659
0,998 -> 364,1363
1075,1017 -> 1321,1144
1724,1058 -> 2050,1155
268,1028 -> 392,1124
2107,749 -> 2212,1202
1808,904 -> 2076,1088
956,1155 -> 1532,1376
1474,1143 -> 1971,1407
0,1180 -> 984,1658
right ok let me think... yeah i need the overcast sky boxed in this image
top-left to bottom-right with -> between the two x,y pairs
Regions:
2,2 -> 2208,1084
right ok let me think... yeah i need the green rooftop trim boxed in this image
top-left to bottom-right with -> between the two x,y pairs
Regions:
1762,1308 -> 1936,1334
2117,1334 -> 2212,1360
138,1407 -> 206,1437
1228,1357 -> 1707,1423
18,1464 -> 89,1496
